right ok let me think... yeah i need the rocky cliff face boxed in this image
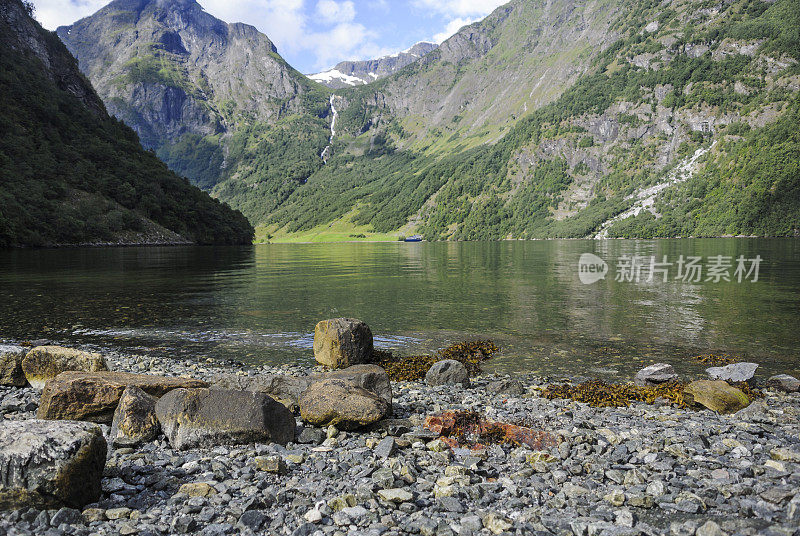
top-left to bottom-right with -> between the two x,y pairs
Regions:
309,42 -> 438,89
57,0 -> 327,182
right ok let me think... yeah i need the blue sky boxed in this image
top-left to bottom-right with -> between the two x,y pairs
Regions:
32,0 -> 507,73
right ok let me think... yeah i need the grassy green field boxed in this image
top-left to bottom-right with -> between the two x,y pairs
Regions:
256,216 -> 404,243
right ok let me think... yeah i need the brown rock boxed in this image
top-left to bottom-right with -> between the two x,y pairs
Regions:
22,346 -> 108,389
210,373 -> 312,411
312,364 -> 392,405
0,347 -> 27,387
110,386 -> 160,447
299,378 -> 390,430
683,380 -> 751,414
313,318 -> 373,369
37,371 -> 209,423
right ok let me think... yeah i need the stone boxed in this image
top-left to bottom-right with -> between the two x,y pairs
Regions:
769,447 -> 800,463
0,420 -> 106,509
254,455 -> 288,474
696,521 -> 726,536
155,388 -> 295,450
299,378 -> 391,430
705,362 -> 758,383
313,318 -> 373,368
49,507 -> 83,526
378,488 -> 413,503
178,482 -> 217,497
105,507 -> 131,520
374,437 -> 396,459
0,347 -> 27,387
37,371 -> 208,423
110,386 -> 160,447
767,374 -> 800,393
239,510 -> 268,531
486,379 -> 525,396
604,490 -> 626,506
82,508 -> 106,522
425,360 -> 469,387
210,373 -> 312,411
683,380 -> 751,414
21,346 -> 108,390
313,364 -> 392,405
483,513 -> 513,535
634,363 -> 677,386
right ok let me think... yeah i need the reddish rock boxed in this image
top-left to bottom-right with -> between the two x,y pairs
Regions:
425,410 -> 559,450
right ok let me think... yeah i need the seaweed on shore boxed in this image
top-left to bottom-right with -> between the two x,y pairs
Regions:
691,353 -> 736,366
370,340 -> 499,382
543,380 -> 689,408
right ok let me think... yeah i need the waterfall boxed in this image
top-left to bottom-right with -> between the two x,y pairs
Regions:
320,94 -> 338,163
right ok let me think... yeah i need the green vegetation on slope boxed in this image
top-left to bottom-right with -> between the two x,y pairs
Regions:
0,1 -> 254,247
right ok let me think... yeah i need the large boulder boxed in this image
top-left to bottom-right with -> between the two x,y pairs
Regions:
683,380 -> 751,414
22,346 -> 108,389
0,346 -> 27,387
110,386 -> 160,447
767,374 -> 800,393
211,374 -> 312,411
634,363 -> 677,387
313,364 -> 392,405
37,371 -> 209,423
0,420 -> 107,510
155,388 -> 295,450
313,318 -> 373,369
705,362 -> 758,383
425,360 -> 470,387
299,378 -> 390,430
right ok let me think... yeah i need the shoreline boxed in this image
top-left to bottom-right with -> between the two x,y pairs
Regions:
1,347 -> 799,535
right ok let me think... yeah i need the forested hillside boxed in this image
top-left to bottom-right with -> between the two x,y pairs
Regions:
0,0 -> 253,247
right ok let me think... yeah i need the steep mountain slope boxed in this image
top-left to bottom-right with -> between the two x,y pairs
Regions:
0,0 -> 253,247
309,42 -> 438,89
263,0 -> 799,240
57,0 -> 331,190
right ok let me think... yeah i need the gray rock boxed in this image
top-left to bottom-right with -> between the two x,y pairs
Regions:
696,521 -> 725,536
110,386 -> 160,447
634,363 -> 677,386
0,347 -> 28,387
238,510 -> 268,531
374,437 -> 396,459
210,373 -> 312,411
705,362 -> 758,383
767,374 -> 799,393
296,426 -> 325,444
313,318 -> 373,369
0,420 -> 107,509
155,388 -> 295,450
425,360 -> 470,387
49,507 -> 84,526
486,378 -> 525,396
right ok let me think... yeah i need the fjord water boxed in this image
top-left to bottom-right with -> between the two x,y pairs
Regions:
0,240 -> 798,379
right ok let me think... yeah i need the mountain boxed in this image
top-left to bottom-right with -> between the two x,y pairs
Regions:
57,0 -> 800,241
0,0 -> 253,247
309,42 -> 438,89
57,0 -> 331,191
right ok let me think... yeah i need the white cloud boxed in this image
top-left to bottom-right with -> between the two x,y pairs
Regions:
315,0 -> 355,24
32,0 -> 109,30
412,0 -> 506,18
432,16 -> 476,43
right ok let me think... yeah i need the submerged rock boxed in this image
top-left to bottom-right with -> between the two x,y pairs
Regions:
683,380 -> 750,414
22,346 -> 108,389
425,359 -> 470,387
634,363 -> 677,386
767,374 -> 799,393
110,386 -> 160,447
155,388 -> 295,450
706,362 -> 758,383
0,347 -> 27,387
0,420 -> 106,509
313,318 -> 373,368
299,378 -> 390,430
37,371 -> 209,423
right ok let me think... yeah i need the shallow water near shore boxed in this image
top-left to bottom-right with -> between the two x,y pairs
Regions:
0,239 -> 798,379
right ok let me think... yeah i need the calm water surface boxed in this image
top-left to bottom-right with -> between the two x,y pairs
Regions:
0,239 -> 798,379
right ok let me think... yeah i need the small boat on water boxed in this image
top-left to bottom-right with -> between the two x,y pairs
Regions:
404,235 -> 423,242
